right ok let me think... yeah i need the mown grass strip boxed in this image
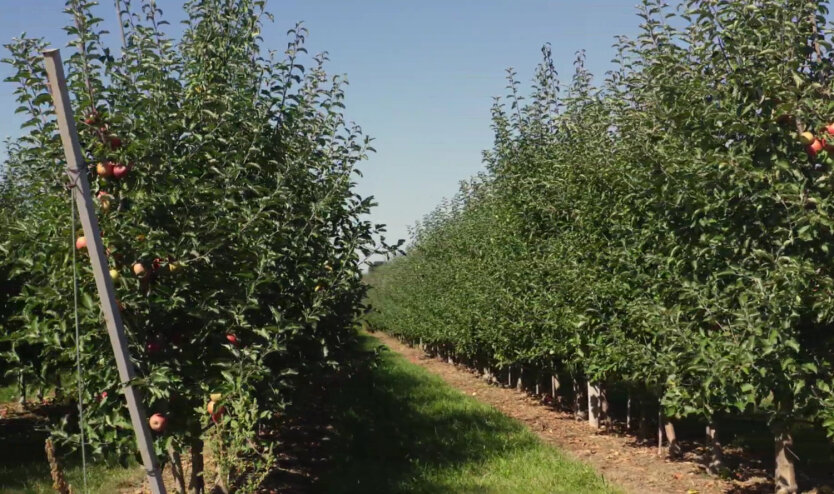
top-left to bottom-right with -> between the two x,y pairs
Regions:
317,332 -> 620,494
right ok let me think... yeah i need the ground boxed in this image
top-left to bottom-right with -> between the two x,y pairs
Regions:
5,330 -> 831,493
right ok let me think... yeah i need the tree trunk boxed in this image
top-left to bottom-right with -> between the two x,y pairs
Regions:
516,367 -> 524,392
45,438 -> 71,494
600,386 -> 610,425
706,422 -> 724,475
168,443 -> 187,494
551,374 -> 560,399
19,372 -> 27,405
626,393 -> 632,431
190,438 -> 205,494
774,428 -> 798,494
637,397 -> 650,440
507,367 -> 512,387
535,370 -> 540,396
573,377 -> 586,420
664,418 -> 681,458
588,382 -> 602,429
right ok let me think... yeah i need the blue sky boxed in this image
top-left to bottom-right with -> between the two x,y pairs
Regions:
0,1 -> 641,246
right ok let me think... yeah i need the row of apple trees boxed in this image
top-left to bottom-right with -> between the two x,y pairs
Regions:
0,0 -> 389,491
365,1 -> 834,491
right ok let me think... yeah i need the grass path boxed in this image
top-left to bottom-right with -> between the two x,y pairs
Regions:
316,331 -> 620,494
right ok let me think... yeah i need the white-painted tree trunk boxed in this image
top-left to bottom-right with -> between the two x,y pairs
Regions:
573,377 -> 586,420
588,382 -> 602,429
551,374 -> 560,399
626,393 -> 632,430
774,429 -> 798,494
664,419 -> 681,458
706,422 -> 723,474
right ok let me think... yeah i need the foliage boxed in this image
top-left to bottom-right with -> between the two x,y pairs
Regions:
0,0 -> 390,484
366,0 -> 834,452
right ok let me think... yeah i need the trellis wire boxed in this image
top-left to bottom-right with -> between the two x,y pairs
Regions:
71,193 -> 89,493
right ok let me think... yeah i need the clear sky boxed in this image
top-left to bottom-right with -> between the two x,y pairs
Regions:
0,1 -> 641,247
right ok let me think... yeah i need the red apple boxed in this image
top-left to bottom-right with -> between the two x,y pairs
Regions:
84,112 -> 98,125
146,342 -> 162,354
207,400 -> 226,423
112,163 -> 129,179
148,413 -> 167,432
96,162 -> 113,177
226,334 -> 239,345
109,136 -> 122,150
98,391 -> 108,401
75,236 -> 87,250
152,257 -> 162,271
808,138 -> 825,157
826,123 -> 834,135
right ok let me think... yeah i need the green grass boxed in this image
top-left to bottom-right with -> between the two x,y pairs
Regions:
0,459 -> 143,494
0,383 -> 143,494
317,332 -> 620,494
0,378 -> 17,403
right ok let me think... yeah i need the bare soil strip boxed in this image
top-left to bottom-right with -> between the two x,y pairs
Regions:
369,331 -> 772,494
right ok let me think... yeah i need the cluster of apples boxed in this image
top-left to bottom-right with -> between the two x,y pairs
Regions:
83,110 -> 122,152
799,123 -> 834,160
147,392 -> 227,434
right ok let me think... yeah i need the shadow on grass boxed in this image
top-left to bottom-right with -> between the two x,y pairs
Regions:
307,332 -> 612,494
0,410 -> 52,490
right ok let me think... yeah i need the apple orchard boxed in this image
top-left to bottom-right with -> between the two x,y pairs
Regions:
365,1 -> 834,493
0,0 -> 392,491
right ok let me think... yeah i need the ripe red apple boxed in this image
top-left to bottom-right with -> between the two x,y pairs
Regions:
809,138 -> 825,157
152,258 -> 162,271
109,136 -> 123,150
75,236 -> 87,250
207,400 -> 226,423
826,123 -> 834,135
96,162 -> 113,178
133,263 -> 146,276
97,391 -> 108,402
84,113 -> 98,125
112,163 -> 129,179
148,413 -> 167,432
226,334 -> 240,345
